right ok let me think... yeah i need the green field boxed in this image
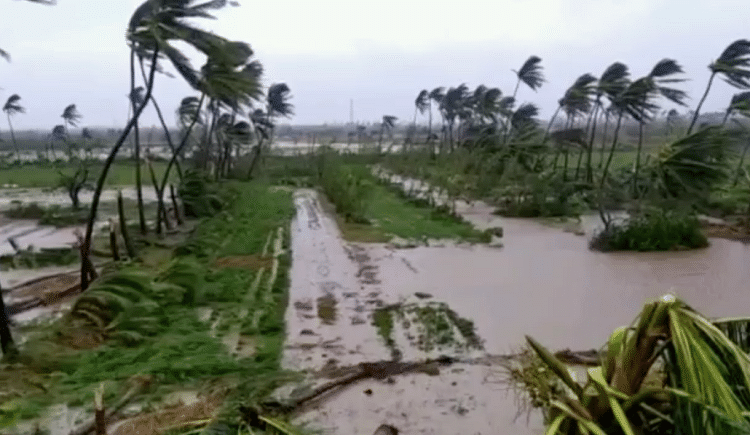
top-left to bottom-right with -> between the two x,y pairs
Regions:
0,160 -> 176,188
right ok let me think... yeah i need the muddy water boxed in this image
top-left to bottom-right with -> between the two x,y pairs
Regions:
0,186 -> 158,210
285,183 -> 750,434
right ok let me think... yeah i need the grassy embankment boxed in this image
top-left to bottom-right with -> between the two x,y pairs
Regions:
0,181 -> 296,433
259,151 -> 493,243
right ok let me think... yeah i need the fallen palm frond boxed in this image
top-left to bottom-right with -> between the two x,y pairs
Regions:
509,294 -> 750,435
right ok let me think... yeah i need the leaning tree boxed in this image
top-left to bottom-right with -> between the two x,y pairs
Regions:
80,0 -> 246,289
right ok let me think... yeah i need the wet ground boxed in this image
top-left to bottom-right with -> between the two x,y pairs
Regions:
283,184 -> 750,434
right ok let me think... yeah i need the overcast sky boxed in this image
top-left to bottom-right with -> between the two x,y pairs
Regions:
0,0 -> 748,130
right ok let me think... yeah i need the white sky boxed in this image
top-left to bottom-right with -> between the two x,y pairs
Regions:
0,0 -> 748,129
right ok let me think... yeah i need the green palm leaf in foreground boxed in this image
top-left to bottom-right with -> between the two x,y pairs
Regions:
515,294 -> 750,435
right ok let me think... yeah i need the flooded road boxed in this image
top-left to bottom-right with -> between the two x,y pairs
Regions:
284,184 -> 750,434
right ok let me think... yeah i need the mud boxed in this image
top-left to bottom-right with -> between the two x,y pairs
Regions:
284,182 -> 750,435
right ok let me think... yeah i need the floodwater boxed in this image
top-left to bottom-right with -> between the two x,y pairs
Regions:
284,184 -> 750,434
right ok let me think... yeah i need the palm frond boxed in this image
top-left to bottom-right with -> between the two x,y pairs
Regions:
649,59 -> 689,106
0,48 -> 9,62
599,62 -> 631,99
381,115 -> 397,129
650,126 -> 734,196
2,95 -> 25,115
511,103 -> 539,128
61,104 -> 82,126
712,39 -> 750,89
415,89 -> 429,113
514,55 -> 545,91
177,96 -> 203,126
429,87 -> 445,102
267,83 -> 294,118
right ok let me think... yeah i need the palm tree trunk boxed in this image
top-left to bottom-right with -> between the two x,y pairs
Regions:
601,112 -> 624,186
688,72 -> 717,135
733,139 -> 750,186
575,111 -> 596,180
633,122 -> 645,197
0,281 -> 15,357
427,101 -> 433,149
599,112 -> 610,169
378,124 -> 384,154
543,106 -> 561,143
585,102 -> 602,183
722,110 -> 732,127
81,48 -> 160,291
158,92 -> 205,212
138,58 -> 182,180
130,49 -> 146,235
6,114 -> 19,162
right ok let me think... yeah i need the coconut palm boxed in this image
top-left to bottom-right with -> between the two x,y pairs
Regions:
427,87 -> 445,155
414,90 -> 429,144
665,108 -> 680,137
546,74 -> 597,142
583,62 -> 631,182
127,85 -> 148,234
632,59 -> 688,195
2,94 -> 24,161
47,124 -> 66,160
61,104 -> 82,136
723,91 -> 750,125
511,55 -> 545,100
378,115 -> 398,152
246,83 -> 294,179
688,39 -> 750,134
440,85 -> 469,151
81,0 -> 240,289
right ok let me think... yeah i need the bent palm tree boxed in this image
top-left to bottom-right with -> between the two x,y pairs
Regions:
2,95 -> 25,161
414,90 -> 429,144
129,84 -> 147,234
378,115 -> 398,153
633,59 -> 688,195
81,0 -> 240,290
511,55 -> 545,100
61,104 -> 82,136
246,83 -> 293,179
723,91 -> 750,125
688,39 -> 750,134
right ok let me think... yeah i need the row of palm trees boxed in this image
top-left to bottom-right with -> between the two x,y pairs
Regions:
79,0 -> 294,290
0,0 -> 294,356
408,40 -> 750,194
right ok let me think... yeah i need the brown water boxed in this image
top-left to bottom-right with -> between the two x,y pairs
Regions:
284,187 -> 750,435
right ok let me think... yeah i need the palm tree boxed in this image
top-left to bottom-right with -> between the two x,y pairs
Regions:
632,59 -> 689,195
511,55 -> 545,100
61,104 -> 82,136
665,108 -> 680,137
81,0 -> 241,290
246,83 -> 294,179
48,124 -> 65,160
414,90 -> 429,145
546,74 -> 597,142
688,39 -> 750,134
128,85 -> 147,234
2,94 -> 24,162
722,91 -> 750,125
378,115 -> 398,153
585,62 -> 630,182
427,87 -> 445,155
441,85 -> 468,151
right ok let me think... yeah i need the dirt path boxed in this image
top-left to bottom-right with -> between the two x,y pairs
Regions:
284,189 -> 543,435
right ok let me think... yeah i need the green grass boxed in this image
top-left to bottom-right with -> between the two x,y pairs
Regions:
2,180 -> 296,428
351,180 -> 490,243
0,160 -> 175,188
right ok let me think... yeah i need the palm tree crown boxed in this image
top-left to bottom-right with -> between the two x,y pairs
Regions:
2,95 -> 24,116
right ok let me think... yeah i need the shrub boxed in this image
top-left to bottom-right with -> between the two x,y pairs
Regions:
178,169 -> 226,218
590,208 -> 709,252
319,157 -> 373,223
